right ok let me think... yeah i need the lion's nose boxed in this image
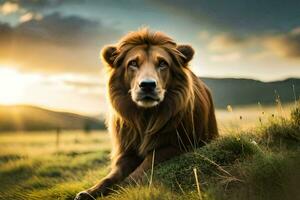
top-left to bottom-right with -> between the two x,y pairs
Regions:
139,79 -> 157,92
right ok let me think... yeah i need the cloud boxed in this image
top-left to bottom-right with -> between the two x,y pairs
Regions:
0,1 -> 19,15
0,1 -> 44,23
198,31 -> 210,40
40,74 -> 107,97
153,0 -> 300,34
210,52 -> 241,62
0,12 -> 121,75
14,12 -> 116,45
63,79 -> 106,96
63,80 -> 100,88
13,0 -> 63,10
263,28 -> 300,59
19,12 -> 42,22
19,12 -> 33,22
207,33 -> 253,52
205,33 -> 256,62
204,27 -> 300,62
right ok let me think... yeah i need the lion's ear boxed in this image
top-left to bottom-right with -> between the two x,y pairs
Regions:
177,45 -> 194,65
101,45 -> 117,67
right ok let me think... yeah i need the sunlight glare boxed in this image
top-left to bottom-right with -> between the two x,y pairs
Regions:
0,67 -> 27,104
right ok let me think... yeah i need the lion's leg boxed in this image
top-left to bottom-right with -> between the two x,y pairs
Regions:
75,153 -> 142,200
128,146 -> 181,183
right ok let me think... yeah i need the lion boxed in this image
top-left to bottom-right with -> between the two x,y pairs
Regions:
75,29 -> 218,200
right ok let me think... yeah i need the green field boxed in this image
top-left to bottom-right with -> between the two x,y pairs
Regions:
0,104 -> 299,200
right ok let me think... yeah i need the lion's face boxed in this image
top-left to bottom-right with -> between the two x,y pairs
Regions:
124,46 -> 171,107
101,30 -> 194,109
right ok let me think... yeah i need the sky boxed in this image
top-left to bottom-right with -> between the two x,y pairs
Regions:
0,0 -> 300,115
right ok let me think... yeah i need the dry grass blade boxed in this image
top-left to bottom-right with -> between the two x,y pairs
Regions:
149,149 -> 155,188
193,168 -> 203,200
195,153 -> 233,177
195,153 -> 244,183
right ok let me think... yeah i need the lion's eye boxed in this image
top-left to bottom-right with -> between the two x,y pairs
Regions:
128,60 -> 138,70
158,60 -> 168,70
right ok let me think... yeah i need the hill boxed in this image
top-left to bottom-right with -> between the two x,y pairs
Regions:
0,105 -> 105,132
202,77 -> 300,108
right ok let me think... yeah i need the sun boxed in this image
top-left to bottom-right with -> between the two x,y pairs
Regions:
0,67 -> 25,104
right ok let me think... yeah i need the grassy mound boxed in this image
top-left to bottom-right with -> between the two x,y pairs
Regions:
111,105 -> 300,200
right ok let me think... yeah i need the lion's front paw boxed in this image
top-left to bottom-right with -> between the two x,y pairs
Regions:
74,191 -> 96,200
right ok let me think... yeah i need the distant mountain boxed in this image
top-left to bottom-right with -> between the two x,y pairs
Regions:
201,77 -> 300,108
0,105 -> 105,132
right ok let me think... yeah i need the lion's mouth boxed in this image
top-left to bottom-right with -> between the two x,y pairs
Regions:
133,91 -> 164,108
137,94 -> 160,102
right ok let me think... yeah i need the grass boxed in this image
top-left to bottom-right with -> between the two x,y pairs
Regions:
0,105 -> 299,200
0,131 -> 111,200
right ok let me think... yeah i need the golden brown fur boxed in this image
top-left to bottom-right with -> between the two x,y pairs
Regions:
74,29 -> 218,200
107,29 -> 218,159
